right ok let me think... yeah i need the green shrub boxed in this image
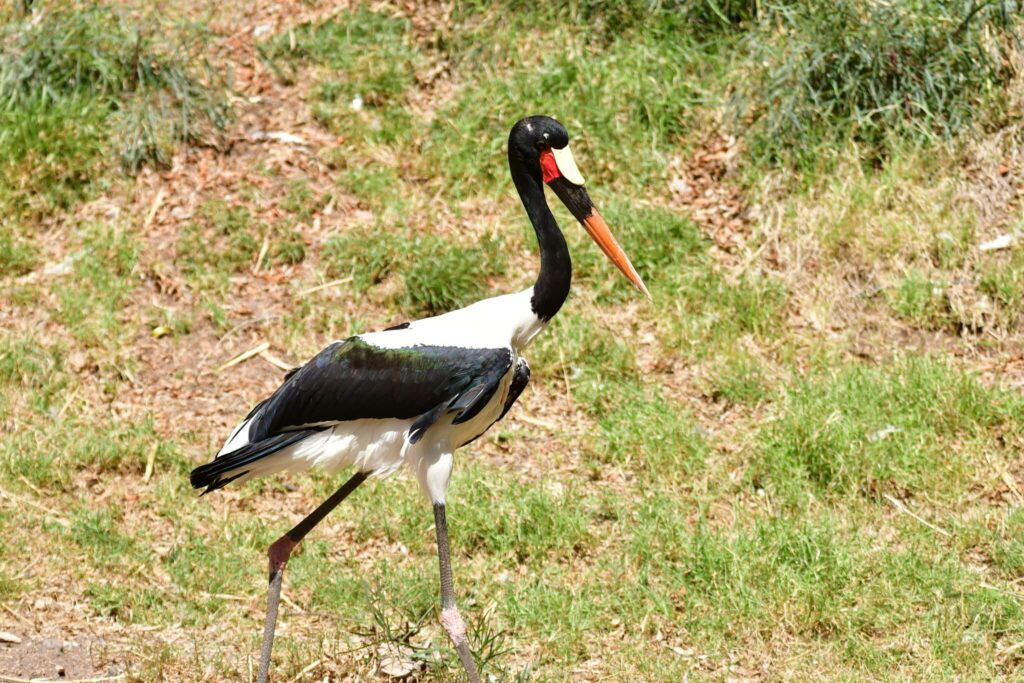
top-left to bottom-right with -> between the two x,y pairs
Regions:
738,1 -> 1018,166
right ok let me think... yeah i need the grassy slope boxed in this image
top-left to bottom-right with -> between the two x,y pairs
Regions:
2,1 -> 1024,681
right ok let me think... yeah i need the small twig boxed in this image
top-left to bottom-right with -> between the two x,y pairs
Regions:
1001,470 -> 1024,504
199,591 -> 249,602
516,414 -> 558,431
297,277 -> 353,296
218,315 -> 281,344
142,443 -> 157,483
143,188 -> 165,230
2,604 -> 26,624
17,476 -> 44,498
980,582 -> 1024,602
259,350 -> 294,372
254,234 -> 270,273
557,342 -> 573,405
18,556 -> 41,579
280,591 -> 305,614
883,494 -> 951,537
55,384 -> 81,420
998,638 -> 1024,660
286,659 -> 323,683
218,341 -> 271,371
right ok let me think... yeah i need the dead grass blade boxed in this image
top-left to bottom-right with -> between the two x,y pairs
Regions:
259,350 -> 294,372
286,659 -> 323,683
143,188 -> 165,230
297,277 -> 354,296
218,341 -> 271,371
883,494 -> 952,538
143,443 -> 157,482
0,488 -> 69,529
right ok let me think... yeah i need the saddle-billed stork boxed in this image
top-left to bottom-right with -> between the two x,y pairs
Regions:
190,116 -> 648,682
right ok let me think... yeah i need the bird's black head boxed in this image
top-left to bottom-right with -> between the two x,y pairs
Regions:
508,115 -> 650,297
508,116 -> 571,169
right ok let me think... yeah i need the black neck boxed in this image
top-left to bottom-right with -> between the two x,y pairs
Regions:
509,156 -> 571,321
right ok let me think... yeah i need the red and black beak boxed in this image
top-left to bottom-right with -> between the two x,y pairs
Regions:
542,149 -> 650,297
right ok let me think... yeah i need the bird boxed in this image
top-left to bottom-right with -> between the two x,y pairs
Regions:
190,115 -> 649,683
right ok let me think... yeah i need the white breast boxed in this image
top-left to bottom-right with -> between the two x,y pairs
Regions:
360,288 -> 545,352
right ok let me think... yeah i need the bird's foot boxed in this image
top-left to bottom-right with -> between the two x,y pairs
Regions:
442,606 -> 479,682
440,606 -> 468,646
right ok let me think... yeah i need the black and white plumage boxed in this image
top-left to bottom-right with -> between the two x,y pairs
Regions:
191,299 -> 540,501
189,116 -> 648,683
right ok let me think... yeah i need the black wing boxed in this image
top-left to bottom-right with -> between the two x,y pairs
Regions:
462,358 -> 530,447
191,338 -> 513,494
499,358 -> 531,420
249,337 -> 513,443
190,429 -> 321,494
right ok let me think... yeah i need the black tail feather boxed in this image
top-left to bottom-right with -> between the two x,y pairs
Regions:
190,430 -> 321,494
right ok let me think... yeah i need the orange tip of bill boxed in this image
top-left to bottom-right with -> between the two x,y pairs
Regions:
582,209 -> 650,299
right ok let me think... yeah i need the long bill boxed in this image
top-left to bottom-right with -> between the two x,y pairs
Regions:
548,177 -> 650,297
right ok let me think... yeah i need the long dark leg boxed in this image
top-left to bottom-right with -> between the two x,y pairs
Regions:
433,503 -> 481,683
257,471 -> 367,683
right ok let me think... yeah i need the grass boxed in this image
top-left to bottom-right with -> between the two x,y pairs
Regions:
0,1 -> 228,214
736,1 -> 1018,168
753,356 -> 1024,507
3,1 -> 1024,681
322,226 -> 508,315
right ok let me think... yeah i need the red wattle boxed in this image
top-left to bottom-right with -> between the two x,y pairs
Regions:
539,149 -> 561,183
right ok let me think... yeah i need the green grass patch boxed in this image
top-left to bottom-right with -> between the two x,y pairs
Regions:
51,222 -> 138,348
176,199 -> 311,293
979,247 -> 1024,329
263,7 -> 420,148
0,334 -> 61,387
266,3 -> 713,202
890,269 -> 951,330
0,1 -> 229,212
452,463 -> 592,563
752,355 -> 1024,506
323,226 -> 508,315
736,1 -> 1017,168
706,350 -> 771,405
0,228 -> 39,276
588,382 -> 708,484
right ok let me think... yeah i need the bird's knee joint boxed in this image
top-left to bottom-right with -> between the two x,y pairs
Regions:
268,536 -> 297,574
440,607 -> 468,645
